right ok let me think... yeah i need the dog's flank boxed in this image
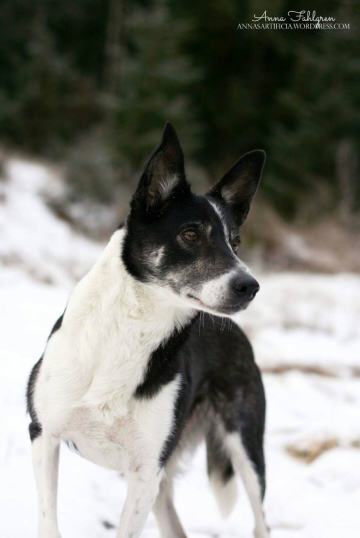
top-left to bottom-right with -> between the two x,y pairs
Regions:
27,122 -> 269,538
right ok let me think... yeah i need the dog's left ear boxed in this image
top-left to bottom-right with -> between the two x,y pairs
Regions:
132,122 -> 190,212
208,150 -> 266,226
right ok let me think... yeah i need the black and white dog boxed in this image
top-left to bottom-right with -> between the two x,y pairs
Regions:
27,123 -> 268,538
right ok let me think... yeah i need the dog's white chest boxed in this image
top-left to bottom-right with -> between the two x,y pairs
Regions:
62,375 -> 181,472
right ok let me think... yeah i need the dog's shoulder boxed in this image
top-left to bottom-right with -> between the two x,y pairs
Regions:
184,314 -> 262,402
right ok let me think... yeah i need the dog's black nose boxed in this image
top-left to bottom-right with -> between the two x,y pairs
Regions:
232,275 -> 260,302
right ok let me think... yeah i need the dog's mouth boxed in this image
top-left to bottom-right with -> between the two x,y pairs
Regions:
186,294 -> 208,308
186,294 -> 248,315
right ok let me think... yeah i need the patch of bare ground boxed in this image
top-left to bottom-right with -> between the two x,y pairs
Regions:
286,437 -> 339,464
261,364 -> 360,378
261,364 -> 337,377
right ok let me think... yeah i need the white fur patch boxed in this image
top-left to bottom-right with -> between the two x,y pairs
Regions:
60,375 -> 181,473
157,175 -> 180,200
226,433 -> 269,538
208,200 -> 232,248
198,269 -> 238,310
209,470 -> 238,520
221,184 -> 238,206
151,246 -> 165,267
31,435 -> 61,538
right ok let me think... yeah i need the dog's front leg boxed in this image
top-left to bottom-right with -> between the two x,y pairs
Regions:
32,433 -> 61,538
116,469 -> 162,538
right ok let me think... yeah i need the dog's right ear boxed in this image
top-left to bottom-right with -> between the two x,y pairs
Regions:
131,122 -> 190,212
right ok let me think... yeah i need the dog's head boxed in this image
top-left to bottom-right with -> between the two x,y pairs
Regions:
122,123 -> 265,316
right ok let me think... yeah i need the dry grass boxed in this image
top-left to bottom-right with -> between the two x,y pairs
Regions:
286,437 -> 339,464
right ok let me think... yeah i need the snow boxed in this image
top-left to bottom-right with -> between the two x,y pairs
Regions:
1,158 -> 360,537
238,272 -> 360,376
0,158 -> 103,286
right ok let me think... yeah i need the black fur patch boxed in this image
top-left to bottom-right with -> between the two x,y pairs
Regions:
197,316 -> 267,498
66,441 -> 81,456
102,520 -> 116,530
237,363 -> 266,499
48,312 -> 64,340
26,357 -> 43,441
155,313 -> 266,495
209,150 -> 266,227
135,313 -> 199,399
26,312 -> 65,442
223,461 -> 235,482
29,420 -> 42,442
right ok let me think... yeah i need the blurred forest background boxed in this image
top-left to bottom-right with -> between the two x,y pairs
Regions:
1,0 -> 360,270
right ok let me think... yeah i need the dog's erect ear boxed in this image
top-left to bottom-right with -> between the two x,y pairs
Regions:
208,150 -> 266,226
132,122 -> 190,211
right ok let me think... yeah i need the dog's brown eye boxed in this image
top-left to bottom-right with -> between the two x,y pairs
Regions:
232,238 -> 240,252
182,230 -> 199,242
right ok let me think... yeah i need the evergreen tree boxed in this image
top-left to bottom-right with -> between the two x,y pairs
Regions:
267,3 -> 360,218
0,0 -> 103,155
111,1 -> 202,171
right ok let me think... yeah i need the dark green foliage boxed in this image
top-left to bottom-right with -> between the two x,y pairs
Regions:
0,1 -> 102,155
267,3 -> 360,217
112,3 -> 202,168
0,0 -> 359,217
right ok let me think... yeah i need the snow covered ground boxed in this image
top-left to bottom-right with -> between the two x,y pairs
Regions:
1,158 -> 360,537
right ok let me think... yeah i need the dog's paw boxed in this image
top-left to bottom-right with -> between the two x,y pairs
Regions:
254,522 -> 271,538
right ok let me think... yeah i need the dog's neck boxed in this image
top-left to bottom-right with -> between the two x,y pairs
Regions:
65,227 -> 195,359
